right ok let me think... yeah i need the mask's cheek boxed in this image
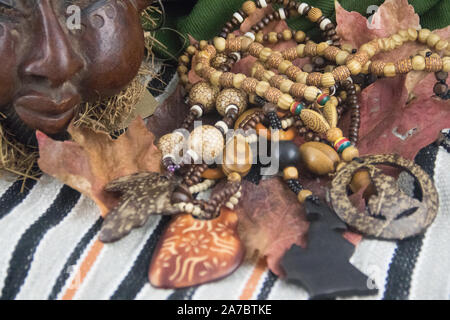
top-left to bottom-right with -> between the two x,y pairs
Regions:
78,1 -> 145,101
0,23 -> 19,107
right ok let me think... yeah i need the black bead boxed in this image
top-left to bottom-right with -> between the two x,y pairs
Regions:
272,140 -> 301,169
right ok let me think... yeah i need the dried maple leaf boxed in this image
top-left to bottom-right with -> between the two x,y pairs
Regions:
336,0 -> 450,160
37,118 -> 162,216
235,178 -> 309,276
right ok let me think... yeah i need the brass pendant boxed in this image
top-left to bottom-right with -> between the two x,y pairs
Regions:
100,172 -> 185,243
330,154 -> 439,240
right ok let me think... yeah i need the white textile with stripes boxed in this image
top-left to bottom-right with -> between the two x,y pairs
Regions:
0,67 -> 449,300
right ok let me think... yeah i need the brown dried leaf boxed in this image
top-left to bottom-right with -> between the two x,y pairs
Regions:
236,178 -> 309,276
37,118 -> 162,216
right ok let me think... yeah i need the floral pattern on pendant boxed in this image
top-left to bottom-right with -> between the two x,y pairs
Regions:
149,208 -> 245,288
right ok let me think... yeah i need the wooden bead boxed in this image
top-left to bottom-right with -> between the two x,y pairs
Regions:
189,82 -> 220,113
298,190 -> 313,204
307,7 -> 322,22
323,101 -> 338,128
283,167 -> 299,180
304,86 -> 321,102
241,36 -> 253,51
259,47 -> 272,62
299,142 -> 340,175
392,34 -> 403,47
418,29 -> 432,43
282,29 -> 293,41
158,133 -> 184,158
255,31 -> 264,43
268,32 -> 278,44
295,30 -> 306,43
435,40 -> 449,52
347,60 -> 362,75
427,33 -> 440,47
341,146 -> 359,162
255,81 -> 270,97
407,28 -> 418,41
210,71 -> 223,87
336,50 -> 350,65
233,73 -> 246,89
412,55 -> 426,71
383,63 -> 396,77
280,79 -> 294,93
326,128 -> 343,143
213,37 -> 226,52
317,42 -> 329,55
443,57 -> 450,72
321,72 -> 335,88
398,30 -> 409,42
277,93 -> 295,110
350,169 -> 371,193
189,125 -> 224,162
296,44 -> 306,57
242,1 -> 257,15
216,88 -> 248,116
360,44 -> 376,57
278,60 -> 293,73
222,135 -> 253,177
300,109 -> 330,134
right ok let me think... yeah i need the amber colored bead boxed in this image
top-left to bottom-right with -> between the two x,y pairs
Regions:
341,146 -> 359,162
227,172 -> 242,182
283,167 -> 299,180
242,1 -> 257,15
326,128 -> 343,143
222,135 -> 253,177
349,169 -> 371,193
307,7 -> 322,22
298,190 -> 313,204
299,142 -> 340,175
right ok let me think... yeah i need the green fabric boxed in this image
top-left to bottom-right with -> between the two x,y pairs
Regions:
151,0 -> 450,59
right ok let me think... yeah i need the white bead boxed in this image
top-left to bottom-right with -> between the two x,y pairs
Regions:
185,203 -> 194,213
190,105 -> 203,118
320,18 -> 332,31
225,104 -> 239,114
259,0 -> 268,8
230,197 -> 239,205
225,202 -> 234,209
230,52 -> 241,62
192,206 -> 202,216
233,12 -> 244,24
278,8 -> 286,20
326,40 -> 333,45
235,191 -> 242,198
215,121 -> 229,135
281,120 -> 288,129
298,3 -> 308,15
244,32 -> 255,41
345,77 -> 354,83
162,154 -> 175,161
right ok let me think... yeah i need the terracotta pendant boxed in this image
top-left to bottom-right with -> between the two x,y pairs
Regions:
149,208 -> 245,289
330,154 -> 439,240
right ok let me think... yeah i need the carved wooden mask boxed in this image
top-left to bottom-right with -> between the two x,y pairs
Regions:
0,0 -> 151,143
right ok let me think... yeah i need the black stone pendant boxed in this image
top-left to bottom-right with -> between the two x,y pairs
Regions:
281,196 -> 378,300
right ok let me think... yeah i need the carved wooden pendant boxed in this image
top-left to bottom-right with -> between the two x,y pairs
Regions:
149,208 -> 245,289
331,154 -> 439,240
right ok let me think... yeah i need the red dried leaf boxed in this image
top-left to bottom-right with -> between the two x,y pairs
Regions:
37,118 -> 162,216
236,178 -> 309,276
146,85 -> 191,140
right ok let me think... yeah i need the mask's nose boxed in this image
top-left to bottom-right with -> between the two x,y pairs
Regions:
21,0 -> 84,88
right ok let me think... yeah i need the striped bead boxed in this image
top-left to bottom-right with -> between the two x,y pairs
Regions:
317,94 -> 330,106
334,137 -> 351,153
290,101 -> 304,115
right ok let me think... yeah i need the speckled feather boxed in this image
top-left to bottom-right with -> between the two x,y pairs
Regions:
100,172 -> 182,243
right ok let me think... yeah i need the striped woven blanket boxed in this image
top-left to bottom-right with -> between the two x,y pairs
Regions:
0,65 -> 449,300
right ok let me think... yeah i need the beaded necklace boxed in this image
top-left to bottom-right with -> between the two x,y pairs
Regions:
161,0 -> 449,220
